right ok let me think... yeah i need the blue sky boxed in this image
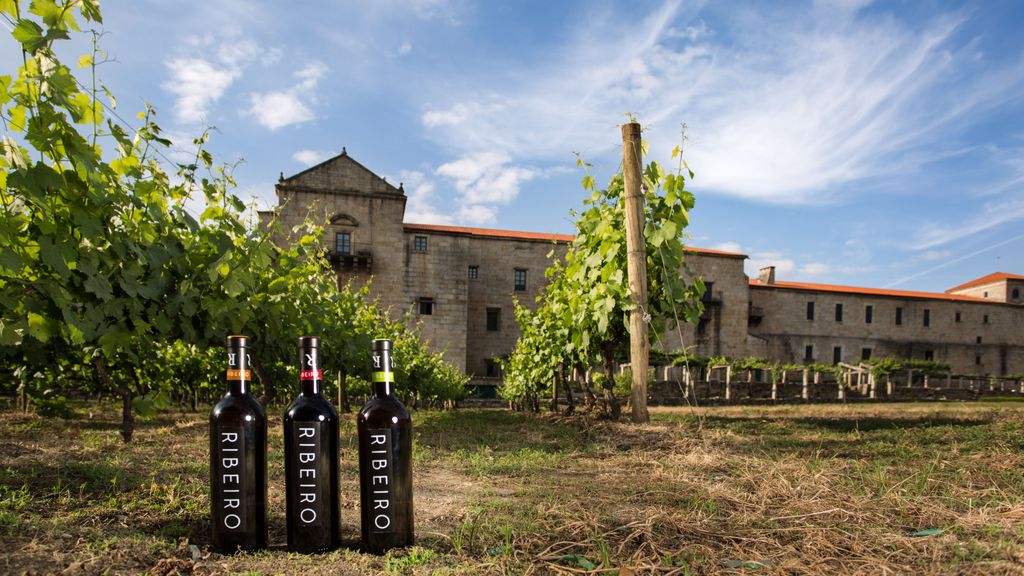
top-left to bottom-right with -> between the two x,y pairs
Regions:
6,0 -> 1024,292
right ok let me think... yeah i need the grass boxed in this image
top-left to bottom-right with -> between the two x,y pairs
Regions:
0,402 -> 1022,574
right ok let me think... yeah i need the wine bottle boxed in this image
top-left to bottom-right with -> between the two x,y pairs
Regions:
209,335 -> 267,553
357,339 -> 414,554
284,336 -> 339,553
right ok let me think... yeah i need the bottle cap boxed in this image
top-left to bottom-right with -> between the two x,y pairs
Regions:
299,335 -> 320,348
226,335 -> 249,347
372,339 -> 392,352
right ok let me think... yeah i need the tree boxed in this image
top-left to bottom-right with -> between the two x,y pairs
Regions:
503,142 -> 705,418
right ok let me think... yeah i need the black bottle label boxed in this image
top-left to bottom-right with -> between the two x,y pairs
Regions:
365,428 -> 394,533
289,421 -> 329,527
215,426 -> 247,532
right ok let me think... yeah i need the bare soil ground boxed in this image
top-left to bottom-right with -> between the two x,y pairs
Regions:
1,402 -> 1023,575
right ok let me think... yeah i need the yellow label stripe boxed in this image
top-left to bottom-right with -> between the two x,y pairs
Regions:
372,371 -> 393,383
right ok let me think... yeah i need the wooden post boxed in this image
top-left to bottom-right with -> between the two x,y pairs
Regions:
802,369 -> 809,401
869,372 -> 876,399
725,366 -> 732,401
622,122 -> 650,423
923,374 -> 929,389
771,372 -> 778,401
906,369 -> 914,388
887,376 -> 894,396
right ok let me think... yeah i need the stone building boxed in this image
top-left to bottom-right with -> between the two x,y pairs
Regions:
260,151 -> 1024,377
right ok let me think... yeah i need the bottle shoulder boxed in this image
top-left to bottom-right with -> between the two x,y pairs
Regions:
211,393 -> 267,421
284,394 -> 339,422
358,396 -> 411,424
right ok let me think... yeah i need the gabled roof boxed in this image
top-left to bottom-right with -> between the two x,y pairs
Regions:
946,272 -> 1024,293
402,223 -> 748,258
278,149 -> 401,196
750,279 -> 995,304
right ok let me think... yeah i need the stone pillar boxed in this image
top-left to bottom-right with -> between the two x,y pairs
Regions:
869,372 -> 876,399
802,369 -> 809,401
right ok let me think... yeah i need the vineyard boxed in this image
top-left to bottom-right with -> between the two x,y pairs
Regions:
3,403 -> 1024,574
0,0 -> 469,441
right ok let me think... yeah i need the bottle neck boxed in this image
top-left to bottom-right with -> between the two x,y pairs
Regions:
371,348 -> 394,398
227,346 -> 251,395
372,380 -> 392,398
300,378 -> 321,396
299,343 -> 322,396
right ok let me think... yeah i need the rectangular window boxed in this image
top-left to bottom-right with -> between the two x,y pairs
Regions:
486,307 -> 500,331
835,303 -> 843,322
418,297 -> 434,315
976,336 -> 982,344
895,307 -> 903,325
833,346 -> 842,365
413,235 -> 428,252
468,265 -> 478,279
924,350 -> 934,361
865,305 -> 873,324
861,347 -> 872,361
923,309 -> 930,327
955,311 -> 961,323
485,358 -> 498,378
804,345 -> 814,362
983,314 -> 989,324
975,354 -> 982,366
702,281 -> 715,302
514,268 -> 527,291
806,302 -> 815,320
335,232 -> 351,255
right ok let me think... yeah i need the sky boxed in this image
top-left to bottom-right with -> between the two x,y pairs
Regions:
4,0 -> 1024,293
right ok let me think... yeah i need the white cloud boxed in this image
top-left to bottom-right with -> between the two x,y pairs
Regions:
399,41 -> 412,55
744,251 -> 797,279
292,149 -> 330,166
422,100 -> 507,128
416,4 -> 1024,207
456,204 -> 497,225
295,62 -> 327,90
163,58 -> 241,124
710,241 -> 742,253
922,250 -> 951,261
436,152 -> 536,205
912,197 -> 1024,250
245,61 -> 328,130
246,91 -> 313,130
398,170 -> 454,225
162,31 -> 276,125
799,262 -> 831,277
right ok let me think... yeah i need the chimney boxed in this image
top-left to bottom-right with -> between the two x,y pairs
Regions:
758,266 -> 776,285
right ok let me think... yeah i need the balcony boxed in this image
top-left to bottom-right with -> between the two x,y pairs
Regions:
329,250 -> 373,273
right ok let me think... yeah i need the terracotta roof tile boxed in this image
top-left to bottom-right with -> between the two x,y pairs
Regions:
946,272 -> 1024,293
402,223 -> 748,258
750,279 -> 997,304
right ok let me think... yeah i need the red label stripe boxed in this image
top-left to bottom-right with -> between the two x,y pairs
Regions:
300,369 -> 323,380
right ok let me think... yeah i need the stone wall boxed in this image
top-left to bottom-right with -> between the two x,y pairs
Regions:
748,285 -> 1024,375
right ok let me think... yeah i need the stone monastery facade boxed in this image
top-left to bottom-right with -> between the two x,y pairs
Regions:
260,151 -> 1024,377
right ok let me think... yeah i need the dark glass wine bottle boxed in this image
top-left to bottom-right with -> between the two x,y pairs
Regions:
209,335 -> 267,553
284,336 -> 339,553
357,339 -> 414,554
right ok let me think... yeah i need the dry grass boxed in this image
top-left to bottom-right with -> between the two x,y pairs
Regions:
1,401 -> 1023,574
